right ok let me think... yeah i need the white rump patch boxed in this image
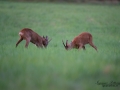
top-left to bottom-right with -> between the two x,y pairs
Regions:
19,32 -> 24,35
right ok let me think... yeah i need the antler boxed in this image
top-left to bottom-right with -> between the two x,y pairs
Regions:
48,38 -> 52,43
62,40 -> 66,48
62,40 -> 69,50
46,36 -> 51,43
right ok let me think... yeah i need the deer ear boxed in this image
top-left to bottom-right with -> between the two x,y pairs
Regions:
43,36 -> 45,38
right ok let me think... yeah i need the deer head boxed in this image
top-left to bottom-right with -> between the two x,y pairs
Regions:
62,40 -> 71,50
42,36 -> 51,48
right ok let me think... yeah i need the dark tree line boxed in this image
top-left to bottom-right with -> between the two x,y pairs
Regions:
9,0 -> 120,3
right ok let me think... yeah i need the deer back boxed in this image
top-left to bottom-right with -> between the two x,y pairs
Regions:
72,32 -> 92,46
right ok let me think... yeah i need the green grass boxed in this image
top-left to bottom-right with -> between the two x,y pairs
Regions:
0,1 -> 120,90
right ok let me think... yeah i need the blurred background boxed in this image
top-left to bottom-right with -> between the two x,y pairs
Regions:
1,0 -> 120,3
0,0 -> 120,90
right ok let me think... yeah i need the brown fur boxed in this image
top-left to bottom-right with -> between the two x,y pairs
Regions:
16,28 -> 51,48
62,32 -> 97,51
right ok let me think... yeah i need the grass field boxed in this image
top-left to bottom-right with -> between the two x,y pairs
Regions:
0,1 -> 120,90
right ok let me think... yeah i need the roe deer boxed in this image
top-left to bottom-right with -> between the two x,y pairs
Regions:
62,32 -> 97,51
16,28 -> 51,48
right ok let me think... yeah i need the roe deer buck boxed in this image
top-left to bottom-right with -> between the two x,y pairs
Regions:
16,28 -> 51,48
62,32 -> 97,51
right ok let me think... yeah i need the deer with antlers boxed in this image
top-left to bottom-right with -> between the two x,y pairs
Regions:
16,28 -> 51,48
62,32 -> 97,51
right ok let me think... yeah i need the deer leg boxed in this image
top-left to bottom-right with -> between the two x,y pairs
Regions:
37,44 -> 43,48
40,45 -> 43,48
82,46 -> 86,50
25,38 -> 31,48
78,44 -> 83,50
38,43 -> 43,48
89,42 -> 97,51
16,37 -> 23,47
78,46 -> 83,50
35,42 -> 43,48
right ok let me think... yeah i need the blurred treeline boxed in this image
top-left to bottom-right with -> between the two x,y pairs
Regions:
2,0 -> 120,3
